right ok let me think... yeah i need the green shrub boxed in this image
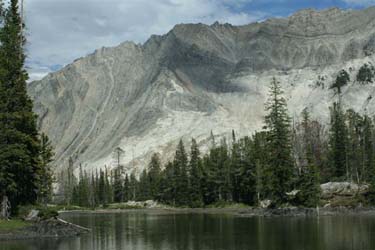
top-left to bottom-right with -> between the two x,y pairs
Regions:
38,207 -> 59,220
357,63 -> 375,84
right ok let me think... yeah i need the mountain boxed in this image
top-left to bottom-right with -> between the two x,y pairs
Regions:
28,7 -> 375,175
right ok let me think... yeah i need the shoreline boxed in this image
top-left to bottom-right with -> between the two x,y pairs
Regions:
0,218 -> 90,241
59,206 -> 375,217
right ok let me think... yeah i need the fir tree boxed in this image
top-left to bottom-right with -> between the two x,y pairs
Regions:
148,153 -> 161,200
173,140 -> 189,206
297,165 -> 321,207
264,78 -> 294,204
138,169 -> 150,201
0,0 -> 53,213
98,170 -> 107,206
329,102 -> 348,179
123,174 -> 130,202
363,115 -> 374,182
189,138 -> 203,207
357,63 -> 374,84
331,69 -> 350,94
238,136 -> 257,205
38,133 -> 54,205
113,168 -> 123,203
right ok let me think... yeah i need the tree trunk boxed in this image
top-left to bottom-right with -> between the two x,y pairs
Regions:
1,195 -> 10,220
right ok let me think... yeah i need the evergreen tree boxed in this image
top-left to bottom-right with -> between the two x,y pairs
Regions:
189,138 -> 203,207
264,78 -> 294,204
238,136 -> 257,205
113,168 -> 123,203
38,133 -> 54,205
346,109 -> 363,182
0,0 -> 51,213
230,132 -> 242,203
104,168 -> 113,204
252,131 -> 268,204
138,169 -> 150,201
148,153 -> 161,200
297,165 -> 321,207
331,69 -> 350,94
159,162 -> 176,205
173,140 -> 189,206
123,174 -> 130,202
129,173 -> 137,201
98,170 -> 107,206
293,109 -> 322,207
329,102 -> 348,179
362,115 -> 374,182
357,63 -> 374,84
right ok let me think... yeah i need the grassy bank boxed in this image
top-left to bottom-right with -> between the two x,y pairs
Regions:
0,219 -> 30,232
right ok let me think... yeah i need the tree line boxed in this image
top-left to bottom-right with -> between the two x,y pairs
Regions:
60,73 -> 375,208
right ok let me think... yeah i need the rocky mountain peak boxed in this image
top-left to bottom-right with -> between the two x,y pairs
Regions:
28,7 -> 375,174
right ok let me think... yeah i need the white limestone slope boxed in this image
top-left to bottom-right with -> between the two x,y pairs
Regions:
27,7 -> 375,175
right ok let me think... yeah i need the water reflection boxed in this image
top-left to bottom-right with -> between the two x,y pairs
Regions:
1,211 -> 375,250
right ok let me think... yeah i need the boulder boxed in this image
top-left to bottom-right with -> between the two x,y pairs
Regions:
259,200 -> 272,209
320,182 -> 369,199
24,210 -> 40,222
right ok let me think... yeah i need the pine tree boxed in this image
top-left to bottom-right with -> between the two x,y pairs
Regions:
357,63 -> 374,84
0,0 -> 53,213
297,165 -> 321,207
331,69 -> 350,94
98,170 -> 106,206
129,173 -> 137,201
173,140 -> 189,206
138,169 -> 150,201
238,136 -> 257,205
159,161 -> 176,205
230,132 -> 242,203
148,153 -> 161,200
264,78 -> 294,204
329,102 -> 348,179
123,174 -> 130,202
295,109 -> 321,207
38,133 -> 54,205
346,109 -> 363,182
189,138 -> 203,207
363,115 -> 374,182
113,168 -> 123,203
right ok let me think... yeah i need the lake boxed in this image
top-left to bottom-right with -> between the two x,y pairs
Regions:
1,210 -> 375,250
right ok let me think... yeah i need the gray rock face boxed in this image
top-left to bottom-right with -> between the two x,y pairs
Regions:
28,7 -> 375,174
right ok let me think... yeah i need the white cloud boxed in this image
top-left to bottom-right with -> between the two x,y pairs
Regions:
24,0 -> 265,81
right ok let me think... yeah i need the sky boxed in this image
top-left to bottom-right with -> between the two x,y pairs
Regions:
24,0 -> 375,81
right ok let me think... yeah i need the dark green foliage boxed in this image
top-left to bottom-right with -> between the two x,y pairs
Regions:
188,139 -> 203,207
331,70 -> 350,94
264,78 -> 294,205
113,168 -> 123,203
38,133 -> 54,205
173,140 -> 190,206
0,0 -> 54,214
296,165 -> 321,207
38,207 -> 59,220
123,174 -> 130,202
148,153 -> 161,199
357,63 -> 375,84
329,102 -> 348,179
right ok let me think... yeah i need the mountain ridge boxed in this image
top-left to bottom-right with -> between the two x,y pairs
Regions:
28,6 -> 375,174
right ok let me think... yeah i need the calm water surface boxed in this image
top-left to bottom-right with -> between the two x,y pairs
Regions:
1,211 -> 375,250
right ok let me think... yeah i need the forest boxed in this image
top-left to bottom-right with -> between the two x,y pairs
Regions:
59,66 -> 375,208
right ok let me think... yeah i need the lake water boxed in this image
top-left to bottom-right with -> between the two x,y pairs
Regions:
1,210 -> 375,250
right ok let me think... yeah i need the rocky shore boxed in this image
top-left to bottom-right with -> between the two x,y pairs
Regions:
0,218 -> 90,240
